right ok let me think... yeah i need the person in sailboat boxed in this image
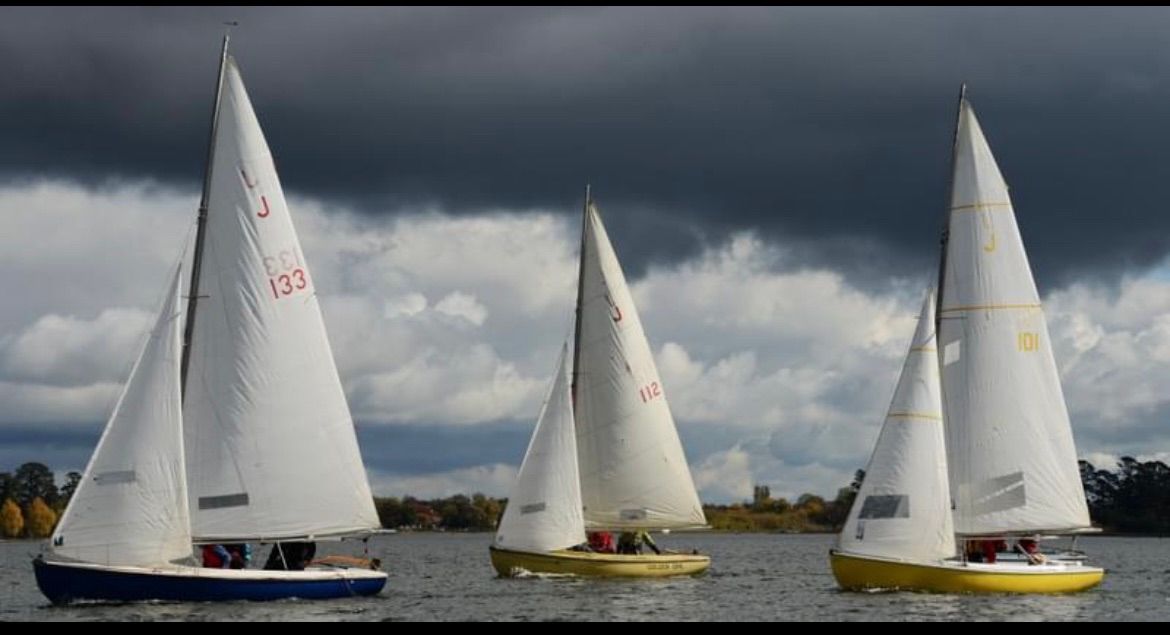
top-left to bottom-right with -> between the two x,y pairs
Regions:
226,543 -> 252,569
202,544 -> 233,568
964,540 -> 983,563
1015,538 -> 1047,565
587,531 -> 615,554
617,530 -> 661,555
263,541 -> 316,571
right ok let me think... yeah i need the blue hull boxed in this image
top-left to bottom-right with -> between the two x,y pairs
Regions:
33,558 -> 387,604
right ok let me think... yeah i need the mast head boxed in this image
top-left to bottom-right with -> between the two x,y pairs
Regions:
222,21 -> 239,49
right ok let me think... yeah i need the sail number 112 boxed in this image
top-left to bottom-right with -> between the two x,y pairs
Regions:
639,382 -> 662,403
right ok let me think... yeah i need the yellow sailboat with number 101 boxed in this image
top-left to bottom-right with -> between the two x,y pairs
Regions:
830,87 -> 1103,594
489,190 -> 709,578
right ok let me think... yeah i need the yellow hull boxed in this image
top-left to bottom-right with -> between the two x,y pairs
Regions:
489,546 -> 710,578
830,550 -> 1103,594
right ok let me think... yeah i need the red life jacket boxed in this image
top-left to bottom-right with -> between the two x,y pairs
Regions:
202,545 -> 226,568
588,532 -> 614,553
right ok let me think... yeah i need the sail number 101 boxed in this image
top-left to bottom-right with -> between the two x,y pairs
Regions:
1018,332 -> 1039,352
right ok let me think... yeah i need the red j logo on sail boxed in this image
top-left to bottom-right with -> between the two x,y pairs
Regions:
606,294 -> 623,323
240,167 -> 269,217
240,167 -> 258,189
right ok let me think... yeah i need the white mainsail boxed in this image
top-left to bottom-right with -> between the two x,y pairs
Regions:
838,288 -> 955,561
494,343 -> 586,552
937,97 -> 1091,535
51,266 -> 191,566
183,58 -> 379,542
573,199 -> 706,530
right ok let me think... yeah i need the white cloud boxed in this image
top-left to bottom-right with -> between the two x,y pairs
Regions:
383,293 -> 428,319
349,343 -> 545,425
635,234 -> 912,360
4,180 -> 1169,502
1082,452 -> 1120,470
1047,276 -> 1170,440
434,291 -> 488,326
0,308 -> 153,387
691,439 -> 861,503
0,181 -> 192,335
693,446 -> 754,501
0,181 -> 575,429
0,380 -> 122,425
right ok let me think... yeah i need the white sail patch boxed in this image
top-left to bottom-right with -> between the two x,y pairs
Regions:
958,471 -> 1027,517
943,340 -> 960,366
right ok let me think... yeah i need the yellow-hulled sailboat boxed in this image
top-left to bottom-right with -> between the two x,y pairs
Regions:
830,88 -> 1103,594
490,191 -> 710,578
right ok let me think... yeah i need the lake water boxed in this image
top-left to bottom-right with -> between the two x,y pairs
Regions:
1,534 -> 1168,621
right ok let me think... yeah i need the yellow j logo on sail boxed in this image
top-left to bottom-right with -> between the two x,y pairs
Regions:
981,213 -> 996,253
983,232 -> 996,252
978,214 -> 996,253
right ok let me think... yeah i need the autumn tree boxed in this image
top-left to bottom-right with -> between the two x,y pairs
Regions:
0,498 -> 23,538
472,493 -> 503,528
25,496 -> 58,538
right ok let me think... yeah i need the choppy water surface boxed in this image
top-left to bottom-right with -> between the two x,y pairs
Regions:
2,534 -> 1167,620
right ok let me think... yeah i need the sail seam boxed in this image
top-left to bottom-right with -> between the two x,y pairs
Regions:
940,303 -> 1042,313
950,202 -> 1012,212
886,412 -> 942,421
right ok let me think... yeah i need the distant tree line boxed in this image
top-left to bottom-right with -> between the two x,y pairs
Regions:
1080,457 -> 1170,534
702,458 -> 1170,535
12,458 -> 1170,537
1,462 -> 81,538
702,470 -> 866,532
374,494 -> 504,531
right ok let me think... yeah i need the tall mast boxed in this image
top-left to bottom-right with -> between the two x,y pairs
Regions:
181,33 -> 231,400
570,184 -> 591,411
935,83 -> 966,328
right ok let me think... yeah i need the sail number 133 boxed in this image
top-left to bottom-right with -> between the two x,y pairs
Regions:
263,249 -> 308,300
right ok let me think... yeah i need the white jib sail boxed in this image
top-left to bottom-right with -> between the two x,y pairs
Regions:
495,343 -> 586,553
51,266 -> 191,566
838,288 -> 955,561
183,58 -> 379,541
938,98 -> 1091,535
574,200 -> 706,530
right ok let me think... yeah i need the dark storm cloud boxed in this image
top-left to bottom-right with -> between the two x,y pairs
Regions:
0,420 -> 529,481
3,6 -> 1169,284
0,426 -> 100,474
354,421 -> 531,475
0,418 -> 767,484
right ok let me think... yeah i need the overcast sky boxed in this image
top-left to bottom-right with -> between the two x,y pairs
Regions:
3,7 -> 1170,502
